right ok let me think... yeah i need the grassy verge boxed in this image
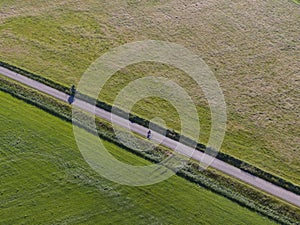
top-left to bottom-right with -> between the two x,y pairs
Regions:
1,76 -> 299,224
292,0 -> 300,4
1,63 -> 299,197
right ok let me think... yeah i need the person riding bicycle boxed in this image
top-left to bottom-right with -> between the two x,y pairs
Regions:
147,130 -> 152,139
70,84 -> 76,96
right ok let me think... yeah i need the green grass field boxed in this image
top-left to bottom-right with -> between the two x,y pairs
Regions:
0,0 -> 299,186
0,91 -> 278,224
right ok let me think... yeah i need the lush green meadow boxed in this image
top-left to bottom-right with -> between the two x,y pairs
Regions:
0,91 -> 279,224
0,0 -> 299,186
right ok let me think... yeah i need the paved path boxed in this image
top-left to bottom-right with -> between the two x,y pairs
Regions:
1,66 -> 299,207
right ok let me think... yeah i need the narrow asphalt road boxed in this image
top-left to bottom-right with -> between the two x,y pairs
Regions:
1,66 -> 299,208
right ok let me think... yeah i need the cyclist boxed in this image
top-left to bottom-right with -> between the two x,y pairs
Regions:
147,130 -> 152,139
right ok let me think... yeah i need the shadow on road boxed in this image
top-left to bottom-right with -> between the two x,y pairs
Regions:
68,95 -> 74,104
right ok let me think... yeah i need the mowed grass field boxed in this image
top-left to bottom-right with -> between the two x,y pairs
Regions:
0,0 -> 299,185
0,91 -> 278,224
